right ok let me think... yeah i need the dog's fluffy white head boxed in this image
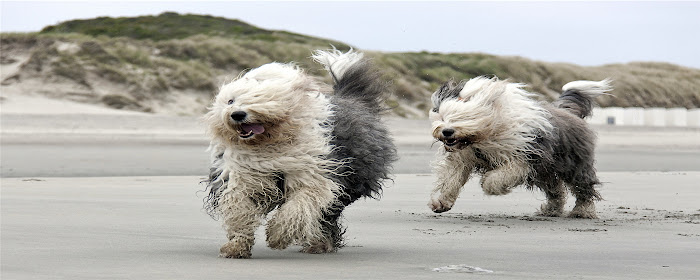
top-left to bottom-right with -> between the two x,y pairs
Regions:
205,62 -> 331,148
429,76 -> 553,162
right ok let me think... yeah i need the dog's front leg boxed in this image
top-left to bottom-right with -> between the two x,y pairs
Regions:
218,188 -> 267,259
429,151 -> 475,213
266,172 -> 337,250
480,161 -> 529,195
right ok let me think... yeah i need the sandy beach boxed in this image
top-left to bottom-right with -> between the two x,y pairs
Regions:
2,96 -> 700,279
2,173 -> 699,279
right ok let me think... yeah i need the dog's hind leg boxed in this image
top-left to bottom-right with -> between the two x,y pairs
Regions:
566,169 -> 601,219
301,200 -> 347,254
429,151 -> 474,213
480,161 -> 529,196
266,172 -> 338,250
568,183 -> 600,219
537,179 -> 567,217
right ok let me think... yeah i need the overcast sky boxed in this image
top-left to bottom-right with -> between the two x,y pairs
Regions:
2,1 -> 699,69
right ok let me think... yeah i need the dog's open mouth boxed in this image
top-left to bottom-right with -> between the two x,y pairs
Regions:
444,138 -> 459,147
441,137 -> 474,149
238,123 -> 265,139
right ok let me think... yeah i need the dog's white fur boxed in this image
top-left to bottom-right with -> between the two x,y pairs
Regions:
205,54 -> 361,258
312,49 -> 364,79
562,79 -> 613,95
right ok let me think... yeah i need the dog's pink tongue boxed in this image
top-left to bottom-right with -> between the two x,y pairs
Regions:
241,123 -> 265,134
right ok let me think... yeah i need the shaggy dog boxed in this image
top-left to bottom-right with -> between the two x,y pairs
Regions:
203,50 -> 397,258
428,76 -> 612,218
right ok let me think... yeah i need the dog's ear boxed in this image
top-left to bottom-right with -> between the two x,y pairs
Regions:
431,79 -> 466,112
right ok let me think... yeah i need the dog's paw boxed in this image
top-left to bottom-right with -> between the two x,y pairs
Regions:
429,197 -> 453,213
537,204 -> 564,217
219,240 -> 252,259
568,209 -> 598,219
266,237 -> 291,250
537,200 -> 565,217
265,222 -> 293,250
301,239 -> 336,254
568,201 -> 598,219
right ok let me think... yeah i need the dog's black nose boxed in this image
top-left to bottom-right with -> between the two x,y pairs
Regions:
230,111 -> 247,121
442,128 -> 455,137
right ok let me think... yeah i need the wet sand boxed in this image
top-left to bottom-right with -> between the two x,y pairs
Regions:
2,114 -> 700,177
2,173 -> 699,279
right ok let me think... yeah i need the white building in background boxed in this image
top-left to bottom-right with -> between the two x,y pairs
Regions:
590,107 -> 625,125
588,107 -> 700,128
623,107 -> 645,126
643,108 -> 666,126
666,108 -> 687,127
689,109 -> 700,127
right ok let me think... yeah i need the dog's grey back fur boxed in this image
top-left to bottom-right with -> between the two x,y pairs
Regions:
529,80 -> 610,199
528,80 -> 611,197
526,80 -> 611,198
319,54 -> 397,248
527,105 -> 601,200
327,58 -> 398,201
525,80 -> 612,200
331,60 -> 389,115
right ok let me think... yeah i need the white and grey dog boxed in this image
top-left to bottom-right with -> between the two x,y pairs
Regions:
428,76 -> 611,218
203,50 -> 397,258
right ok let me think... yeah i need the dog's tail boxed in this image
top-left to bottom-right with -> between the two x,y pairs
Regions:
312,49 -> 389,112
556,79 -> 613,118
